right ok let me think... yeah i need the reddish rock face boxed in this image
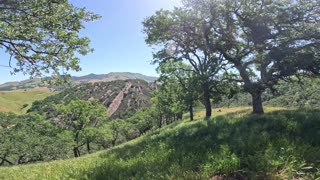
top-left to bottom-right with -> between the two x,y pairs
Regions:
107,82 -> 132,117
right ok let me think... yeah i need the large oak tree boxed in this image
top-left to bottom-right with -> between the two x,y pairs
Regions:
145,0 -> 320,114
0,0 -> 99,82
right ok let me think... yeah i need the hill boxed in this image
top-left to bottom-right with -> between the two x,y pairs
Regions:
0,72 -> 157,91
1,107 -> 319,179
0,88 -> 53,114
28,79 -> 156,119
0,79 -> 47,91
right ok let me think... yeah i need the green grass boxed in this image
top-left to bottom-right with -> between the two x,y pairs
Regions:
0,107 -> 319,179
0,88 -> 53,114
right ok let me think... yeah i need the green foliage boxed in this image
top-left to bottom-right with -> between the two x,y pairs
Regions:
0,0 -> 100,82
216,77 -> 320,110
60,99 -> 107,131
60,99 -> 107,157
266,78 -> 320,109
1,109 -> 319,179
143,8 -> 234,117
0,112 -> 72,165
127,108 -> 155,136
156,60 -> 201,121
144,0 -> 320,114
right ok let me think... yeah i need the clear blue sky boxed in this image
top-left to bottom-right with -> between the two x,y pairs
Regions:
0,0 -> 181,84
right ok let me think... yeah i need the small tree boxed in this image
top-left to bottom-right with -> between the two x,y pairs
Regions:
143,8 -> 229,118
106,119 -> 127,147
60,99 -> 107,157
157,60 -> 200,121
128,108 -> 155,136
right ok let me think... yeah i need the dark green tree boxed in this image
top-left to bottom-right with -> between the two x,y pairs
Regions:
0,112 -> 72,165
157,60 -> 200,121
0,0 -> 99,82
128,108 -> 155,136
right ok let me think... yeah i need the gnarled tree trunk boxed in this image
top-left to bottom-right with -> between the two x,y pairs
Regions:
251,91 -> 264,114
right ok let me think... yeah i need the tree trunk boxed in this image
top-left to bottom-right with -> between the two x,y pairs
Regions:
251,91 -> 264,114
111,139 -> 116,147
177,112 -> 182,120
203,83 -> 212,118
73,147 -> 79,157
158,115 -> 163,128
189,104 -> 194,121
17,155 -> 24,164
86,140 -> 91,154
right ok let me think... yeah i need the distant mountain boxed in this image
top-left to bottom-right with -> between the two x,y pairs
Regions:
0,72 -> 158,91
71,72 -> 158,84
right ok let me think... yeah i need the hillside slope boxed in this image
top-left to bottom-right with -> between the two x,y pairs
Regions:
0,88 -> 52,114
28,79 -> 156,118
1,108 -> 319,179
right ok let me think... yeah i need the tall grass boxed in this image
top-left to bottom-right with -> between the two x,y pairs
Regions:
0,108 -> 319,179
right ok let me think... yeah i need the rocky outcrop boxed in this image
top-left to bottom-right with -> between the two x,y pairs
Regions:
28,79 -> 157,119
107,82 -> 132,117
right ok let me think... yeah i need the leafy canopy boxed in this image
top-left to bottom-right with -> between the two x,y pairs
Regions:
144,0 -> 320,114
0,0 -> 100,82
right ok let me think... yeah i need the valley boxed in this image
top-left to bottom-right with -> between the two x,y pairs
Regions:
1,0 -> 320,179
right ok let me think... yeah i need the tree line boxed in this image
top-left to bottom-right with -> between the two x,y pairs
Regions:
0,95 -> 183,165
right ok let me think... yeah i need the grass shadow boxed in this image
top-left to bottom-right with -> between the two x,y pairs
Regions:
83,109 -> 320,179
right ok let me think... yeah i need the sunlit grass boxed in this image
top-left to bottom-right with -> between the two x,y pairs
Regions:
193,106 -> 287,119
0,88 -> 53,114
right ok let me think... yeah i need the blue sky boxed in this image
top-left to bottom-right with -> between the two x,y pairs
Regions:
0,0 -> 181,84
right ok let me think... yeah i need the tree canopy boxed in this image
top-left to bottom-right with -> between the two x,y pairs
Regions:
144,0 -> 320,114
0,0 -> 99,82
143,7 -> 232,117
60,99 -> 107,157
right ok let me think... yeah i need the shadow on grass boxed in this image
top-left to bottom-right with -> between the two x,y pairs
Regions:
83,109 -> 320,179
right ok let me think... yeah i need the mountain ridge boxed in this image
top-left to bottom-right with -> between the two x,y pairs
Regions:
0,72 -> 158,91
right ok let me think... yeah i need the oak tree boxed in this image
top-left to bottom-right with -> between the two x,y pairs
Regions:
184,0 -> 320,113
60,99 -> 107,157
143,8 -> 228,118
145,0 -> 320,114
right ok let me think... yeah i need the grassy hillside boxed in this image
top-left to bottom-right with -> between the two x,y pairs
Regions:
0,88 -> 52,114
1,107 -> 319,179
